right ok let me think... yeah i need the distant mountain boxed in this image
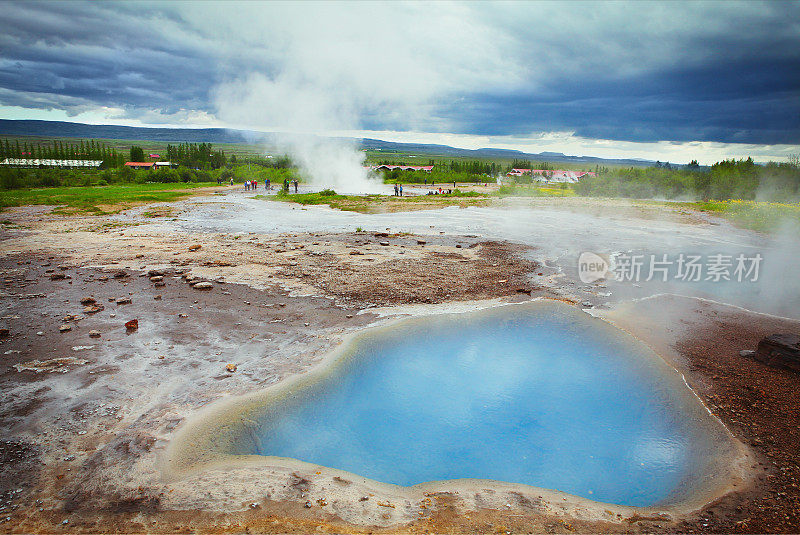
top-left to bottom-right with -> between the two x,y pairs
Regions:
0,119 -> 262,144
0,119 -> 656,167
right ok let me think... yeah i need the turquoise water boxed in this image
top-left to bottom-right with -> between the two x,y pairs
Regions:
251,304 -> 712,507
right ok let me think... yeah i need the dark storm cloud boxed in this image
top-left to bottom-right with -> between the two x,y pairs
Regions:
0,0 -> 798,145
0,1 -> 216,115
444,55 -> 800,144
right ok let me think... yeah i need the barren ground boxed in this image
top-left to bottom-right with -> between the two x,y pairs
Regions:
0,193 -> 798,534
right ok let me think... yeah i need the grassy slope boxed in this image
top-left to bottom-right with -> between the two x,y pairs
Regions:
0,182 -> 223,214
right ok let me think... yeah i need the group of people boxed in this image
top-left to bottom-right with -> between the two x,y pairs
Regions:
393,183 -> 404,196
243,179 -> 272,191
283,178 -> 299,193
426,188 -> 453,195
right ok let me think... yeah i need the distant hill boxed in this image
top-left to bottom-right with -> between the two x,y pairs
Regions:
0,119 -> 656,167
360,138 -> 654,167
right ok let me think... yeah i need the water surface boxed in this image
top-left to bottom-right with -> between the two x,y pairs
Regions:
251,304 -> 717,506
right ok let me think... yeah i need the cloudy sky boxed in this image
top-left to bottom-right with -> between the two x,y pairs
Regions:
1,0 -> 798,163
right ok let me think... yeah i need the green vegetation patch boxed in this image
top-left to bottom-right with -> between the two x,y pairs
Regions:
270,189 -> 488,213
686,199 -> 800,233
493,184 -> 576,197
0,182 -> 219,214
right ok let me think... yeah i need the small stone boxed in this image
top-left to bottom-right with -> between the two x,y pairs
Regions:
154,282 -> 165,287
125,319 -> 138,331
416,240 -> 426,245
346,314 -> 353,319
304,501 -> 313,508
50,273 -> 66,280
154,294 -> 162,300
59,324 -> 71,333
188,244 -> 202,251
80,297 -> 96,305
113,270 -> 127,278
116,297 -> 132,305
226,363 -> 237,373
135,253 -> 144,259
455,244 -> 462,248
379,241 -> 390,246
83,304 -> 104,314
193,282 -> 213,290
149,275 -> 163,282
148,269 -> 164,277
36,331 -> 43,336
88,330 -> 101,338
0,328 -> 8,338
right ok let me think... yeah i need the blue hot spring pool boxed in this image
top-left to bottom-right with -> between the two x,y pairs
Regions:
248,303 -> 719,507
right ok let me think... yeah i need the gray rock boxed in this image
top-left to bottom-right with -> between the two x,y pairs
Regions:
755,334 -> 800,372
193,282 -> 213,290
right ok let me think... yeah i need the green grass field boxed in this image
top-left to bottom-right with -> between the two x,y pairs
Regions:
684,199 -> 800,233
0,182 -> 222,214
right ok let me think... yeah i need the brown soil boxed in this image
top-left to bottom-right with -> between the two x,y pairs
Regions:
607,295 -> 800,534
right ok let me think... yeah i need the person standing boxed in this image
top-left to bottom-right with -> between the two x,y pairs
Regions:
266,179 -> 270,190
293,179 -> 298,193
399,184 -> 403,196
394,183 -> 399,196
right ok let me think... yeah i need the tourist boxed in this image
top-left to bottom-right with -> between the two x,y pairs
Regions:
394,183 -> 398,196
230,178 -> 234,186
293,179 -> 298,193
266,179 -> 270,190
399,184 -> 403,196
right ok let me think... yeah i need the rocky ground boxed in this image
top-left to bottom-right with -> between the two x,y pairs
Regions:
0,197 -> 798,533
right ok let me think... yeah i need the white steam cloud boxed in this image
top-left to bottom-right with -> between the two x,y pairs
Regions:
208,2 -> 513,192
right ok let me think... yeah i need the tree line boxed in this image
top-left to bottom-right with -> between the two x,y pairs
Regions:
573,158 -> 800,201
163,143 -> 227,169
0,138 -> 125,167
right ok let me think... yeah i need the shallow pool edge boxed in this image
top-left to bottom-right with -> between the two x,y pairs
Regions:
161,298 -> 754,522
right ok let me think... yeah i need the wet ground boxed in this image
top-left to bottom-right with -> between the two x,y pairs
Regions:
0,189 -> 798,533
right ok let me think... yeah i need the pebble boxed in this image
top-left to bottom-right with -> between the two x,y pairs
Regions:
116,297 -> 132,305
193,282 -> 213,290
59,324 -> 71,333
88,330 -> 101,338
